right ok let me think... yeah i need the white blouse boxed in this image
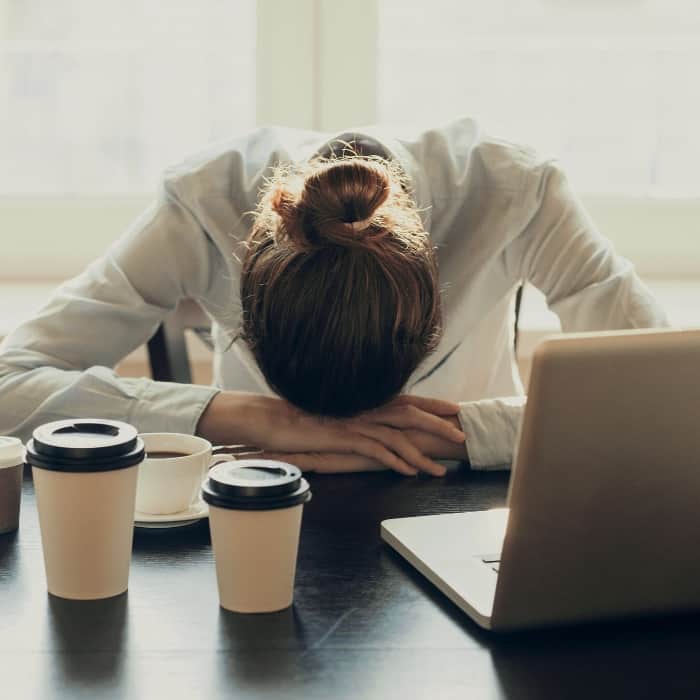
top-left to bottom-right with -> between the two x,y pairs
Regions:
0,117 -> 669,468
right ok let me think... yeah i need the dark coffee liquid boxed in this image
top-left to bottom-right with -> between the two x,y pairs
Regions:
146,451 -> 190,459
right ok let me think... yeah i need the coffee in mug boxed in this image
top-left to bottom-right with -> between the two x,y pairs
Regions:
26,419 -> 144,600
0,437 -> 25,535
202,459 -> 312,613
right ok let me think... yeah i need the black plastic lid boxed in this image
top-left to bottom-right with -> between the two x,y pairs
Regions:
26,419 -> 145,472
201,459 -> 312,511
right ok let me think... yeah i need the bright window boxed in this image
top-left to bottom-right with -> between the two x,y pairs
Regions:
0,1 -> 697,282
378,0 -> 700,196
0,0 -> 257,195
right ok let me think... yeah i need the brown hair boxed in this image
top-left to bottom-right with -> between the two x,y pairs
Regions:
240,155 -> 442,417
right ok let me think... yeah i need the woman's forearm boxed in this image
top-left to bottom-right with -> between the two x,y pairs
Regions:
196,392 -> 468,475
196,391 -> 266,446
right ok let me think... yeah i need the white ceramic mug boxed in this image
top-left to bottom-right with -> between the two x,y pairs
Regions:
136,434 -> 236,515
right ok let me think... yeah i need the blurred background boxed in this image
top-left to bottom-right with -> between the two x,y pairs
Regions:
1,0 -> 698,369
2,0 -> 699,278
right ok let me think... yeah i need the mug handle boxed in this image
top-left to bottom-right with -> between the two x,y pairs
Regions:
209,444 -> 264,469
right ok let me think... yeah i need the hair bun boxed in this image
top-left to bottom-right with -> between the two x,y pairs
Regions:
257,155 -> 427,254
275,159 -> 393,249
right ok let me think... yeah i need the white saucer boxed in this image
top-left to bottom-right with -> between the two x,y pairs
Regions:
134,499 -> 209,529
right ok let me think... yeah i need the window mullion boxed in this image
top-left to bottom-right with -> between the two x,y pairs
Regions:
256,0 -> 317,129
317,0 -> 378,132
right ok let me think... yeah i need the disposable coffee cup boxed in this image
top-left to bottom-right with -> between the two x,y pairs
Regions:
202,459 -> 312,613
0,437 -> 25,535
26,419 -> 145,600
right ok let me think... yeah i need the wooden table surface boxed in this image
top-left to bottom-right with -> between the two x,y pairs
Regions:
2,464 -> 700,699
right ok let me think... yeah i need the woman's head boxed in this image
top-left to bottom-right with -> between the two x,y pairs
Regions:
240,154 -> 442,417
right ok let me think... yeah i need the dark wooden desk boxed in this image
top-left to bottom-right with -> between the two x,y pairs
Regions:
2,465 -> 700,699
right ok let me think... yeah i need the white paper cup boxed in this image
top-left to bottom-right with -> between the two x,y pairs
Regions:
208,504 -> 304,613
202,460 -> 312,613
26,419 -> 144,600
136,433 -> 214,515
32,465 -> 139,599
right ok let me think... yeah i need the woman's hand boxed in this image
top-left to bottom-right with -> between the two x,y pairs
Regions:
262,415 -> 469,475
197,391 -> 465,477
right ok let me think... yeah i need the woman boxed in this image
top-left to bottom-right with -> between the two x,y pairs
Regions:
0,117 -> 668,475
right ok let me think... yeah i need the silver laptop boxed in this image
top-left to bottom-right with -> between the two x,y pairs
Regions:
381,328 -> 700,631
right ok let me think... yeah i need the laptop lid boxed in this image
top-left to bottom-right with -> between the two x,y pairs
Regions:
491,329 -> 700,630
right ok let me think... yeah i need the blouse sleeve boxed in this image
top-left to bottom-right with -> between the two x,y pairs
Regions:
0,181 -> 224,442
459,162 -> 668,470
